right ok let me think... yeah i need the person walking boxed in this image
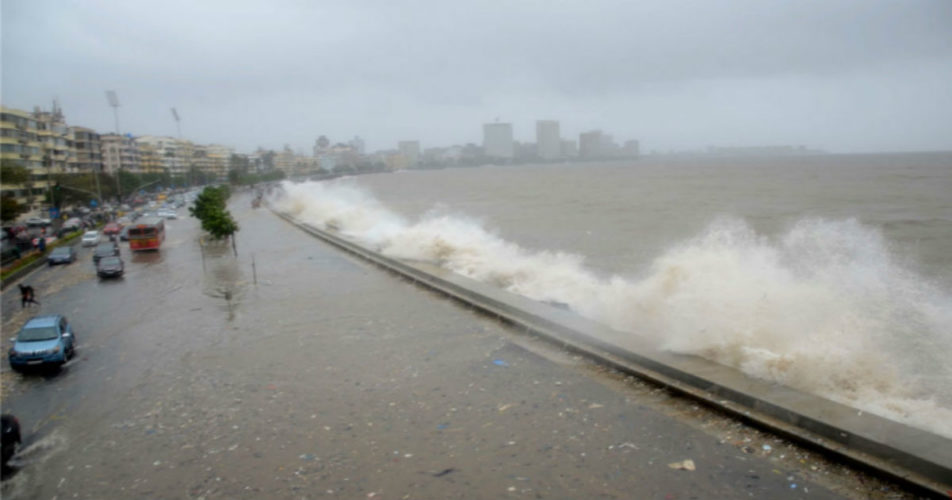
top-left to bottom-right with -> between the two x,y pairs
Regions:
18,284 -> 40,308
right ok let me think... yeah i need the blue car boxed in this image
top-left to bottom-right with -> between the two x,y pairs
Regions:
8,315 -> 76,371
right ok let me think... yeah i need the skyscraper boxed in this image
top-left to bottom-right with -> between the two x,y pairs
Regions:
536,120 -> 561,160
483,123 -> 513,160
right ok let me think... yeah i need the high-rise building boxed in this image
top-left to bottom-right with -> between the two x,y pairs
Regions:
0,106 -> 47,211
483,123 -> 513,160
579,130 -> 603,159
103,134 -> 141,174
70,127 -> 103,175
398,140 -> 420,168
536,120 -> 561,160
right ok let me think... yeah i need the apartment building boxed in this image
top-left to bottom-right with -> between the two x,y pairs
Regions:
0,106 -> 48,210
536,120 -> 561,160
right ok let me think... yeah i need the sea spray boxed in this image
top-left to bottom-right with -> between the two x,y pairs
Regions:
270,180 -> 952,438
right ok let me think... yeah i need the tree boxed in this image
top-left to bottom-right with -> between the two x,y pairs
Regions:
0,162 -> 31,184
1,195 -> 23,222
189,185 -> 239,255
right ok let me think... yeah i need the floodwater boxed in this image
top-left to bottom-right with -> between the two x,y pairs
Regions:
0,193 -> 919,498
271,152 -> 952,439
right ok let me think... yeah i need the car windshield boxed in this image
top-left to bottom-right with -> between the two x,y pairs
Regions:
99,256 -> 121,266
95,245 -> 114,254
83,232 -> 98,238
18,326 -> 59,342
51,247 -> 70,255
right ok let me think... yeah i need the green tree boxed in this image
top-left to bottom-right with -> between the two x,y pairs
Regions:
190,185 -> 238,254
1,162 -> 31,184
1,195 -> 23,222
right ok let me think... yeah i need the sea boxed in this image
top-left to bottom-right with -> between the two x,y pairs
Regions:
270,151 -> 952,438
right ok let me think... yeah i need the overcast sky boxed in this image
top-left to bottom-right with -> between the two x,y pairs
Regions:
3,0 -> 951,154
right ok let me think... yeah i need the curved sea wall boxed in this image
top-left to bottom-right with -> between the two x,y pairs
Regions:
273,208 -> 950,495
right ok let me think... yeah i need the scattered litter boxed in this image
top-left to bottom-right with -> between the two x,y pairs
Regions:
613,442 -> 638,450
507,486 -> 516,492
762,444 -> 772,453
668,459 -> 696,471
433,468 -> 456,477
790,483 -> 797,489
492,359 -> 509,367
588,403 -> 604,409
498,404 -> 513,412
299,454 -> 316,461
437,423 -> 449,430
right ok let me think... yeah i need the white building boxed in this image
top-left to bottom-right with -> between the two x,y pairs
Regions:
536,120 -> 561,160
398,140 -> 420,167
483,123 -> 513,160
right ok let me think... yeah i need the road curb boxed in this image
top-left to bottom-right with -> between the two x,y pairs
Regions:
274,210 -> 952,497
0,257 -> 47,291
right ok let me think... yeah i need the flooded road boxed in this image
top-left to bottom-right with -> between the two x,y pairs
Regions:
0,193 -> 919,499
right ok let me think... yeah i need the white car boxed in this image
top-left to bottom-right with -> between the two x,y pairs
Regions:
158,209 -> 177,219
81,230 -> 101,247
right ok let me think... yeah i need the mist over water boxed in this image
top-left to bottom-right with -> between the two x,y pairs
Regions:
271,167 -> 952,438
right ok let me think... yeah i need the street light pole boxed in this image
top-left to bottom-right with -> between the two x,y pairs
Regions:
106,91 -> 122,204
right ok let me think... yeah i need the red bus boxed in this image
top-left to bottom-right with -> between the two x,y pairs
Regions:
128,217 -> 165,251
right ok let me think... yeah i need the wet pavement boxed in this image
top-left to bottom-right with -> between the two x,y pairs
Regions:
0,193 -> 922,499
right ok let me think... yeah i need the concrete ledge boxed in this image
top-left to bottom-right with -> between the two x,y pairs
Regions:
0,256 -> 47,291
275,210 -> 952,496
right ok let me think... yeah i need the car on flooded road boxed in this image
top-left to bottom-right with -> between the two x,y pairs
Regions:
96,256 -> 124,278
47,246 -> 77,265
92,242 -> 120,263
8,315 -> 76,371
81,230 -> 101,247
102,222 -> 122,237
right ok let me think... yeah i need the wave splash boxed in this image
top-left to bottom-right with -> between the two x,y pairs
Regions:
271,180 -> 952,438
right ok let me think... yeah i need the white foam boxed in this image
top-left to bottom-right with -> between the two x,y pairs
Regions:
270,180 -> 952,438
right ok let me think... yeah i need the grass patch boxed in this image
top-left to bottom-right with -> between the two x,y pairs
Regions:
1,252 -> 42,280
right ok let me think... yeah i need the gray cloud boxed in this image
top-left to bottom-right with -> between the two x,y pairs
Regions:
3,0 -> 951,153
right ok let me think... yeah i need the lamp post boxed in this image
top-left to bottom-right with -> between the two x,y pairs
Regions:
106,90 -> 122,203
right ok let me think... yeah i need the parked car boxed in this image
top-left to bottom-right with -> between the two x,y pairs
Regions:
1,414 -> 20,468
62,217 -> 83,231
96,256 -> 124,278
92,242 -> 120,263
157,209 -> 177,219
25,218 -> 52,228
47,246 -> 77,265
8,315 -> 76,371
81,230 -> 101,247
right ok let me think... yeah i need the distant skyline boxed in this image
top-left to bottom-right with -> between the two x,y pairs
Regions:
3,0 -> 951,155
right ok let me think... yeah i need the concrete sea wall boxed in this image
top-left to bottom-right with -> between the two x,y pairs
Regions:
275,210 -> 952,496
